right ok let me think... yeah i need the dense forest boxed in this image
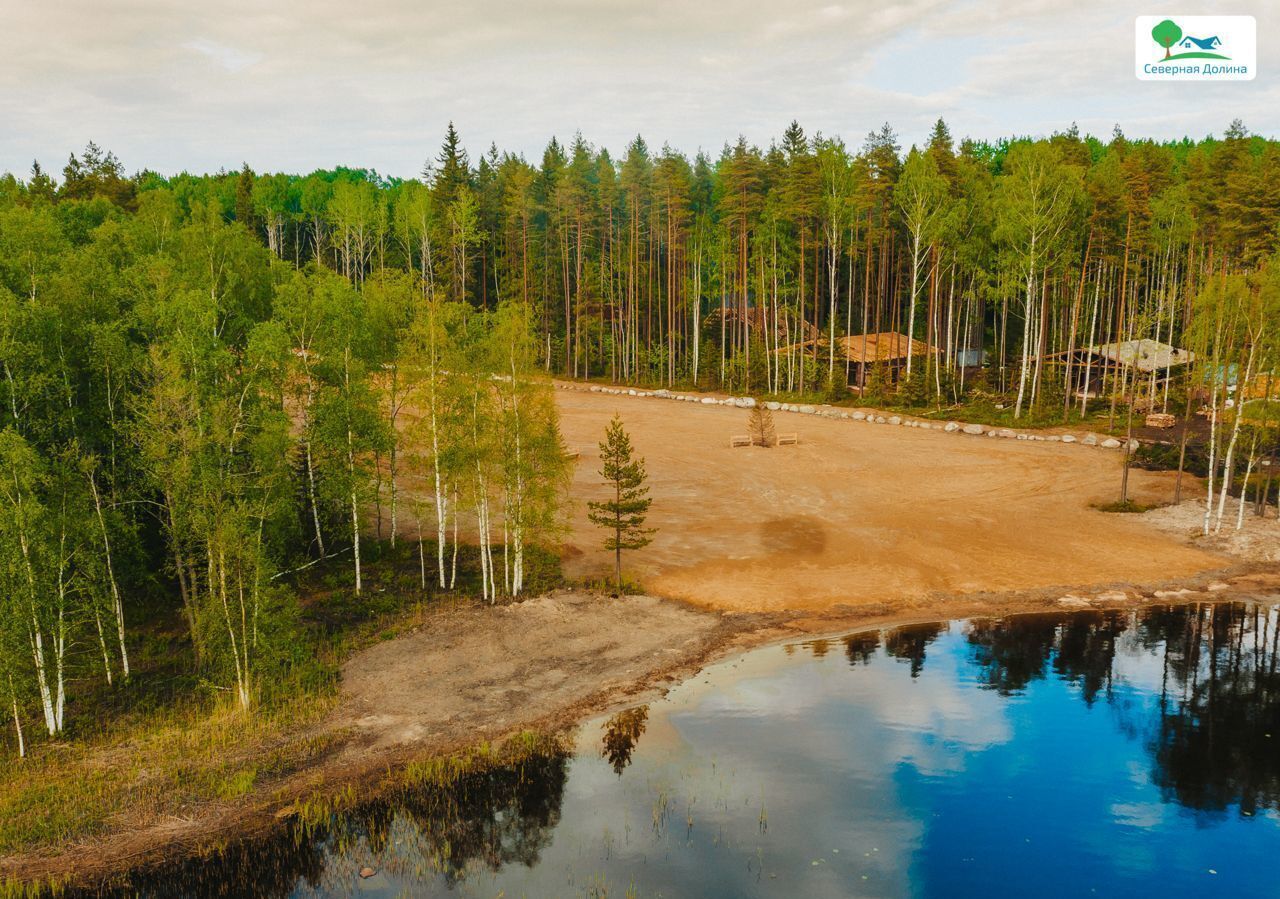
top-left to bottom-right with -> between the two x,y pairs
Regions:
1,118 -> 1278,760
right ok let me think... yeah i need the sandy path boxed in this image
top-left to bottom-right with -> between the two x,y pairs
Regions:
557,389 -> 1226,611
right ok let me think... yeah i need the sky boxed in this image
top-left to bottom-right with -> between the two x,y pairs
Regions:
2,0 -> 1277,179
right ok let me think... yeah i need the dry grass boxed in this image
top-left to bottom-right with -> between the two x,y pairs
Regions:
0,691 -> 341,855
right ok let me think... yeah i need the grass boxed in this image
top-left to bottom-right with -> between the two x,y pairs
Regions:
0,687 -> 342,855
0,538 -> 565,868
1093,499 -> 1158,514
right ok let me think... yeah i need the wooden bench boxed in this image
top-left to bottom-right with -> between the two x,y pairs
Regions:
776,433 -> 799,446
729,434 -> 752,448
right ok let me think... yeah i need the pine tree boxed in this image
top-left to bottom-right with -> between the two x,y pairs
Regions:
587,415 -> 654,595
235,163 -> 258,234
435,122 -> 471,208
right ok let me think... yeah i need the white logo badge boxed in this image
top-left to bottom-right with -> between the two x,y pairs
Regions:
1135,16 -> 1256,81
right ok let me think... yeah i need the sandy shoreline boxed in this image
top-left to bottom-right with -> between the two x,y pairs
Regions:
7,567 -> 1280,889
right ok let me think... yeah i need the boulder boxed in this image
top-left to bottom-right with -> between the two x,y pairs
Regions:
655,388 -> 670,397
766,401 -> 781,411
589,385 -> 602,392
887,415 -> 902,425
1101,438 -> 1122,449
1046,435 -> 1061,442
962,423 -> 985,435
1060,434 -> 1077,443
799,405 -> 817,414
738,397 -> 757,408
628,389 -> 637,396
945,422 -> 961,432
1082,434 -> 1098,446
851,411 -> 867,421
701,397 -> 717,405
1127,439 -> 1140,452
998,428 -> 1017,439
874,415 -> 887,424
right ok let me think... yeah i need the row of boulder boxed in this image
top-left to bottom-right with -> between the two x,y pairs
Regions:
560,382 -> 1139,452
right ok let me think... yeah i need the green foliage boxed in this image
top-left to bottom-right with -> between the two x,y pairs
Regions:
897,369 -> 929,407
587,416 -> 654,594
0,118 -> 1278,774
1151,19 -> 1182,55
863,363 -> 891,406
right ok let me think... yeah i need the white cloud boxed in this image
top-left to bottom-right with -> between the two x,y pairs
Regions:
182,38 -> 262,73
1,0 -> 1276,177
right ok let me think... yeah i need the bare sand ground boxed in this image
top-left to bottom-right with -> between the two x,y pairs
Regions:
336,590 -> 741,754
557,387 -> 1228,611
1141,500 -> 1280,563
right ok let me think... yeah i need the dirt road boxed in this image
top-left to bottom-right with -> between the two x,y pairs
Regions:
557,388 -> 1227,611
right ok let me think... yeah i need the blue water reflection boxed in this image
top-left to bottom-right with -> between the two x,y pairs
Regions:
74,602 -> 1280,898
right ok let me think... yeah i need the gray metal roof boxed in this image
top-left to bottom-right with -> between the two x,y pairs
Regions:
1088,339 -> 1195,372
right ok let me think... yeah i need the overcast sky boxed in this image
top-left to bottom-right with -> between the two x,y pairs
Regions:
2,0 -> 1276,178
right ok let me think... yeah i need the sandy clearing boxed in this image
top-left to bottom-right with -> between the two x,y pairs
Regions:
337,590 -> 734,753
1141,500 -> 1280,563
556,387 -> 1227,611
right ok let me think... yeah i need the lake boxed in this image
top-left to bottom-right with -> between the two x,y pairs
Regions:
73,602 -> 1280,897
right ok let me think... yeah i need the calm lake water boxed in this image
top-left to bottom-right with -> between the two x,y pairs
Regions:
77,602 -> 1280,898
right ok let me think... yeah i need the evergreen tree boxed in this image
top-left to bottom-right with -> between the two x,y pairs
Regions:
235,163 -> 257,234
587,415 -> 654,595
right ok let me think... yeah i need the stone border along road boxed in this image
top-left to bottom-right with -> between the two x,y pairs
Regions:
555,381 -> 1139,453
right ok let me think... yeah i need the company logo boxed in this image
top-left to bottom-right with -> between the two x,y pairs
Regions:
1135,16 -> 1255,81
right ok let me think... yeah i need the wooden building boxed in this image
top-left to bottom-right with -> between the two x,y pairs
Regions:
1044,339 -> 1194,397
778,332 -> 941,388
704,306 -> 821,345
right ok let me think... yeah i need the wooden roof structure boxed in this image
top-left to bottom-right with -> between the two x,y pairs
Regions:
705,307 -> 821,344
1045,339 -> 1194,373
778,332 -> 941,364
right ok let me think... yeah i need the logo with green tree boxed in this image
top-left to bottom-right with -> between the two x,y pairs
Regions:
1151,19 -> 1230,60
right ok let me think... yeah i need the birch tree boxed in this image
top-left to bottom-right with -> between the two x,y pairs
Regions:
894,149 -> 947,378
995,143 -> 1084,418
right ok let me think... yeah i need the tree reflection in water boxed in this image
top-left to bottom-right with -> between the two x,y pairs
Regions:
54,602 -> 1280,897
883,623 -> 946,677
601,705 -> 649,775
65,748 -> 571,898
965,603 -> 1280,816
